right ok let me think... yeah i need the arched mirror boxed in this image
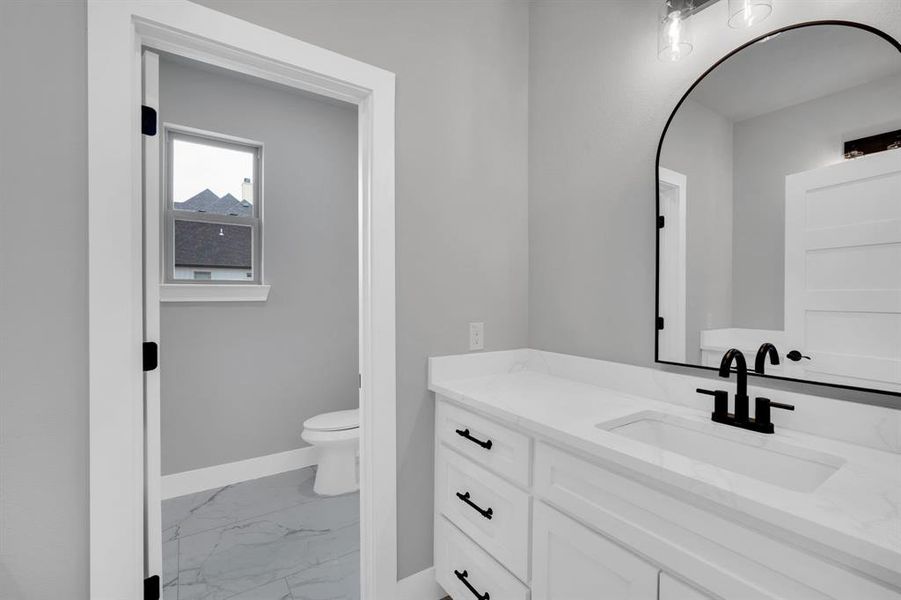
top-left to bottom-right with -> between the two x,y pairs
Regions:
656,21 -> 901,395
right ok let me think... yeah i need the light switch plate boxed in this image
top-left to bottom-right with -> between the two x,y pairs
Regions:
469,322 -> 484,351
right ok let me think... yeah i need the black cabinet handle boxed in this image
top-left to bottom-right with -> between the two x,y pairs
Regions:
455,428 -> 492,450
456,491 -> 493,520
454,569 -> 490,600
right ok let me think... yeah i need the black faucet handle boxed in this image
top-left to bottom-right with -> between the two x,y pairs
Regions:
697,388 -> 729,418
769,401 -> 794,411
754,397 -> 795,434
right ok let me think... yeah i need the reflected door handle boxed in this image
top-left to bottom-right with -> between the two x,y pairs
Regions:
786,350 -> 810,362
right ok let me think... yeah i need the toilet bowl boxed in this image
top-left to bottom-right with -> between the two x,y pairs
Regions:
301,408 -> 359,496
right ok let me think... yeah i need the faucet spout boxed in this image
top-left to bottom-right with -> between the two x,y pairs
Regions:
754,343 -> 780,374
718,348 -> 749,422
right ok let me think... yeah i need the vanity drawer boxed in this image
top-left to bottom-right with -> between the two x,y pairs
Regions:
435,516 -> 530,600
437,400 -> 530,486
436,445 -> 531,581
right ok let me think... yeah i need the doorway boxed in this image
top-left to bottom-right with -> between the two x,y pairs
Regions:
145,50 -> 362,598
657,167 -> 687,363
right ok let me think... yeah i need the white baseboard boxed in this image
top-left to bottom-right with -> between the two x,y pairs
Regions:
396,566 -> 445,600
161,446 -> 319,500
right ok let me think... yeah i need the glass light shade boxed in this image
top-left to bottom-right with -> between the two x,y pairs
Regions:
658,1 -> 694,62
728,0 -> 773,29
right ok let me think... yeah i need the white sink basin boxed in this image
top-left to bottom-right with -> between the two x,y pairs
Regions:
597,411 -> 844,493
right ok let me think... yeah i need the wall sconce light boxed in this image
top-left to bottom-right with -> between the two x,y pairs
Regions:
727,0 -> 774,29
659,0 -> 774,61
658,0 -> 694,62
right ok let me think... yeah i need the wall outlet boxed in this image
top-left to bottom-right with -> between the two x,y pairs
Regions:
469,322 -> 484,351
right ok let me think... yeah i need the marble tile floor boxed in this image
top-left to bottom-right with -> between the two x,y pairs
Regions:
162,466 -> 359,600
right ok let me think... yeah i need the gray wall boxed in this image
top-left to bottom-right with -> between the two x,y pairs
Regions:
159,58 -> 359,475
528,0 -> 901,380
0,1 -> 89,598
732,71 -> 901,329
660,99 -> 734,363
189,0 -> 531,579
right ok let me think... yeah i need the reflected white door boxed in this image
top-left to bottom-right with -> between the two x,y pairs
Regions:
784,149 -> 901,392
658,167 -> 687,363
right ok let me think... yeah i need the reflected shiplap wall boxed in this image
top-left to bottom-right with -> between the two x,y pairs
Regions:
732,72 -> 901,329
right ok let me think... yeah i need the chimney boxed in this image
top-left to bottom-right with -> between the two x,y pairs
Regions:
241,177 -> 253,204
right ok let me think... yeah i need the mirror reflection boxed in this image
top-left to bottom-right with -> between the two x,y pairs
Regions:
657,24 -> 901,394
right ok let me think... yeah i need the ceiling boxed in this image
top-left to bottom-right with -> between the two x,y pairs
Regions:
689,25 -> 901,123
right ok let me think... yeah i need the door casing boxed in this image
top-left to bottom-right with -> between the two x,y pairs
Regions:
87,2 -> 397,597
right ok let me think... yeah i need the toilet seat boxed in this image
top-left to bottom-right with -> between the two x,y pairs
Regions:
303,408 -> 359,432
301,427 -> 359,445
301,408 -> 360,496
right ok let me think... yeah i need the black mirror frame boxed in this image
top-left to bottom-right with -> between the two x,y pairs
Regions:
654,20 -> 901,398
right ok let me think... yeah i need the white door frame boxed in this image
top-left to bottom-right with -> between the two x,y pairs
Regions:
88,2 -> 397,598
657,167 -> 687,363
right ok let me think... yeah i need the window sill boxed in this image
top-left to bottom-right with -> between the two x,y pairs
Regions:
160,284 -> 271,303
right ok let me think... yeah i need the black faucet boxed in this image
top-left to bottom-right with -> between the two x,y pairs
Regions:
697,347 -> 794,434
718,348 -> 749,422
754,343 -> 780,375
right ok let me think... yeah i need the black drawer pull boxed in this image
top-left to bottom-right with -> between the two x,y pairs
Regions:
455,428 -> 492,450
456,491 -> 493,520
454,569 -> 490,600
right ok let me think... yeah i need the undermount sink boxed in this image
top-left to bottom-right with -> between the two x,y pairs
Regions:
597,411 -> 844,493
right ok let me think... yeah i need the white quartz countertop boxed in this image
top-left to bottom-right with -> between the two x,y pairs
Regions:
428,354 -> 901,587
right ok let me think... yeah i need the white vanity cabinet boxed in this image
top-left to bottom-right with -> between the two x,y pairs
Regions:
531,501 -> 658,600
433,397 -> 901,600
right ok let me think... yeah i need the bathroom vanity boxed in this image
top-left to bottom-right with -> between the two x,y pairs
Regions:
429,349 -> 901,600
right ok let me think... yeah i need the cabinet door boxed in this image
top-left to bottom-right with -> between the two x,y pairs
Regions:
660,573 -> 716,600
532,501 -> 658,600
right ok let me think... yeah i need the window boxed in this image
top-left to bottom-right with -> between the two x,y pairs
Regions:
165,126 -> 262,285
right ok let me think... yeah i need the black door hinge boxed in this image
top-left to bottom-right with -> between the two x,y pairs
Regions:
657,215 -> 665,229
143,342 -> 159,372
142,105 -> 158,136
656,316 -> 665,330
144,575 -> 160,600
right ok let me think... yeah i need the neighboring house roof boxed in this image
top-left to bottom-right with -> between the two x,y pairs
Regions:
174,189 -> 254,270
175,188 -> 252,216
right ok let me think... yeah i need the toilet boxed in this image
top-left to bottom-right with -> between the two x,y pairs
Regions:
301,408 -> 360,496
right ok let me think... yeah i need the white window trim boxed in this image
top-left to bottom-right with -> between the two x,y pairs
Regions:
87,3 -> 397,598
160,282 -> 271,302
163,124 -> 265,301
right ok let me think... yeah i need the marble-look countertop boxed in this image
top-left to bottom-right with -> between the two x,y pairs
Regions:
428,352 -> 901,588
